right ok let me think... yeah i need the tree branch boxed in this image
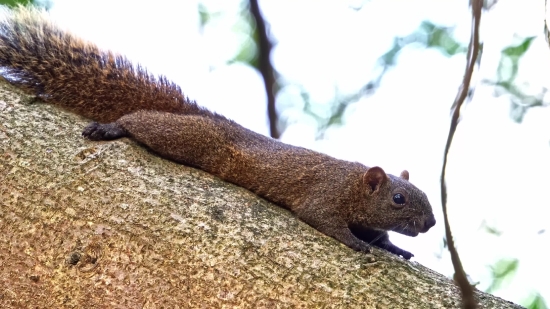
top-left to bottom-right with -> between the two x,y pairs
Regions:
248,0 -> 279,139
440,1 -> 483,308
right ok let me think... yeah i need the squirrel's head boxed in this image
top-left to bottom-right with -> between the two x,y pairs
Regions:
358,166 -> 436,237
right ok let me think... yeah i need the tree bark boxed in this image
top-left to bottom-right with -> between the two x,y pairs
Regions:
0,81 -> 523,308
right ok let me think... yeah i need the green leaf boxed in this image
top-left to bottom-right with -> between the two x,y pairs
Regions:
502,36 -> 536,58
0,0 -> 31,6
494,36 -> 536,86
485,258 -> 519,293
419,21 -> 467,56
480,221 -> 502,236
482,78 -> 546,123
524,292 -> 548,309
197,3 -> 210,28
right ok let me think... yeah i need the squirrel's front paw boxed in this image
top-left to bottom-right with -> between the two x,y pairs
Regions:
384,245 -> 414,260
398,250 -> 414,260
82,122 -> 128,141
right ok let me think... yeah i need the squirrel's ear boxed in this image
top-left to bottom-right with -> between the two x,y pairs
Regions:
363,166 -> 387,193
400,170 -> 409,181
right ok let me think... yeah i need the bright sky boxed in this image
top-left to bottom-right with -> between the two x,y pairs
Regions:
44,0 -> 550,305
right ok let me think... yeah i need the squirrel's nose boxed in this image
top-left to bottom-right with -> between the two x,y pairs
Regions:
421,215 -> 436,232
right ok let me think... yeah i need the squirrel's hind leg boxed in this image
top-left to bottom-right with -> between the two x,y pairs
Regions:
82,122 -> 129,140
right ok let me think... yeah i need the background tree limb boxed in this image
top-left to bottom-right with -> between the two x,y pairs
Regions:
440,1 -> 483,308
248,0 -> 279,139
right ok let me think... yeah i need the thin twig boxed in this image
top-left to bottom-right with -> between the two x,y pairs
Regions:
440,1 -> 483,308
248,0 -> 279,139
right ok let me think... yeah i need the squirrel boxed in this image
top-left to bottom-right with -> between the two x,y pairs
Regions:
0,6 -> 435,260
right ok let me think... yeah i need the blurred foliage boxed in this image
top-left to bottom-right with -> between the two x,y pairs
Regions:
207,2 -> 547,136
197,2 -> 255,58
197,3 -> 214,28
525,293 -> 548,309
299,20 -> 468,137
198,3 -> 259,74
0,0 -> 51,9
233,13 -> 259,68
486,258 -> 519,294
0,0 -> 30,6
415,21 -> 468,56
480,220 -> 503,236
482,36 -> 547,122
197,2 -> 470,136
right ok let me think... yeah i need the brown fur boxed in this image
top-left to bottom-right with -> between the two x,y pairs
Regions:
0,7 -> 435,259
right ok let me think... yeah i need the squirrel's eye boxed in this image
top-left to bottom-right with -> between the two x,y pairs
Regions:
393,193 -> 406,205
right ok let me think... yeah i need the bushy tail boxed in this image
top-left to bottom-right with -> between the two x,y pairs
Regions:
0,6 -> 212,123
